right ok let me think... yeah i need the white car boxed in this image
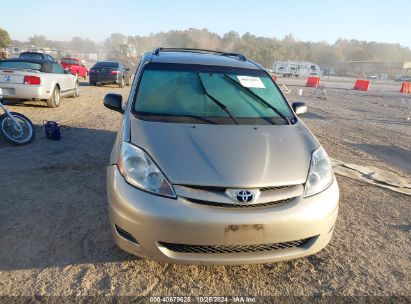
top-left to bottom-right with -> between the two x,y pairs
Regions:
0,58 -> 79,107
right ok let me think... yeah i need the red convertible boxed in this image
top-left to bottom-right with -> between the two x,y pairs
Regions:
60,57 -> 88,78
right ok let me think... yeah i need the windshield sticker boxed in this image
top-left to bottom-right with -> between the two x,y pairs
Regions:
237,76 -> 265,88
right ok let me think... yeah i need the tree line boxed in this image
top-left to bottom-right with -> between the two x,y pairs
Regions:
2,27 -> 411,68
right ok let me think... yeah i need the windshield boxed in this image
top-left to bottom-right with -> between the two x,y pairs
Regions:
133,63 -> 294,125
19,53 -> 43,59
93,62 -> 118,69
0,61 -> 42,71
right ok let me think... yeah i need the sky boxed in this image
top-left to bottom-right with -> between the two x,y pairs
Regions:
1,0 -> 411,47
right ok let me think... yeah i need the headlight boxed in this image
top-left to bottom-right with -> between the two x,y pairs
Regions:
304,147 -> 333,197
118,142 -> 176,198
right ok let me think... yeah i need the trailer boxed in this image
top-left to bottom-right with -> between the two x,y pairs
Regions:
273,61 -> 321,77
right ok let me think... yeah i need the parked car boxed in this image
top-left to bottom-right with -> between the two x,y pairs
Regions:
367,74 -> 382,80
89,61 -> 131,87
60,57 -> 88,79
19,52 -> 55,61
103,48 -> 339,265
0,58 -> 79,107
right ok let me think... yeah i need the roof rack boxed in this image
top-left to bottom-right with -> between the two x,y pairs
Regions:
152,47 -> 247,61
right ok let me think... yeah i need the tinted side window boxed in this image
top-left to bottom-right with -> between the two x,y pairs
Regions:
94,62 -> 118,68
52,63 -> 65,74
47,55 -> 54,61
63,59 -> 78,65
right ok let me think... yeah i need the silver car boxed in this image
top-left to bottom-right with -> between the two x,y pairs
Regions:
104,48 -> 339,265
0,58 -> 79,108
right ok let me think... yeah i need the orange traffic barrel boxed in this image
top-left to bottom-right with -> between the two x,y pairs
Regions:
400,81 -> 411,93
306,77 -> 320,87
353,79 -> 370,91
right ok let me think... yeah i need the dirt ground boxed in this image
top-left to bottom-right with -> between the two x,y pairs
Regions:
0,77 -> 410,301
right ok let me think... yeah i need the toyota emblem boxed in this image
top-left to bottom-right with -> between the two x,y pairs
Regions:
235,190 -> 255,203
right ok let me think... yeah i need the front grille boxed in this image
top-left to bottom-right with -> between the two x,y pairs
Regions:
186,197 -> 293,208
184,185 -> 226,192
115,225 -> 139,244
159,237 -> 312,254
183,184 -> 294,193
259,185 -> 294,192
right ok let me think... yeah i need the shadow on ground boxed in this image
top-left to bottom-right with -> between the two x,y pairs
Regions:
349,143 -> 411,175
301,112 -> 328,120
80,82 -> 124,88
0,126 -> 136,270
1,99 -> 49,108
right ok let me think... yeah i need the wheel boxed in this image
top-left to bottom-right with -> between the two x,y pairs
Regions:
46,86 -> 61,108
0,112 -> 35,145
119,77 -> 124,88
126,76 -> 131,86
72,81 -> 80,98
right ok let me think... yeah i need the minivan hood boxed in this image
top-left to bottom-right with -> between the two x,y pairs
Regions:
130,117 -> 318,187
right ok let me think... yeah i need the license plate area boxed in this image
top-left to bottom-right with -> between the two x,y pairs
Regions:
224,224 -> 264,244
0,88 -> 16,96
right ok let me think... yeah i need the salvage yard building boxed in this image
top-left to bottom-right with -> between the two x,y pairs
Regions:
342,61 -> 411,78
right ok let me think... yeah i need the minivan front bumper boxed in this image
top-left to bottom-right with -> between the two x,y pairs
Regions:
107,165 -> 339,265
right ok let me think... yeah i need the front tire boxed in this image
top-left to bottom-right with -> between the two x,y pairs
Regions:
0,112 -> 35,145
46,86 -> 61,108
72,81 -> 80,98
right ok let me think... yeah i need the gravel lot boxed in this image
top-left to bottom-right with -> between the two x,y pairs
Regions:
0,77 -> 410,301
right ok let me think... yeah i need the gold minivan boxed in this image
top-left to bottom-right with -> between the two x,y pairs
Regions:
104,48 -> 339,265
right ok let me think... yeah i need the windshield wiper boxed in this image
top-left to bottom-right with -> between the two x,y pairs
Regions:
136,111 -> 218,124
223,74 -> 291,125
196,73 -> 239,125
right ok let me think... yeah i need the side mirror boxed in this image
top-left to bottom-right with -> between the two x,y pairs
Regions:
125,68 -> 130,71
104,93 -> 123,113
292,102 -> 307,115
64,69 -> 71,74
